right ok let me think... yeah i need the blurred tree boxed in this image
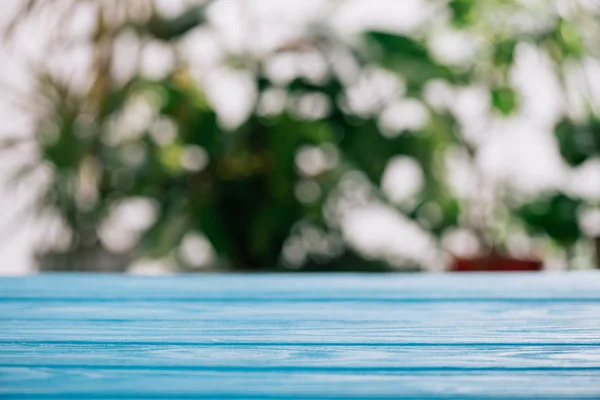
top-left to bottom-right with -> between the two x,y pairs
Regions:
1,0 -> 599,271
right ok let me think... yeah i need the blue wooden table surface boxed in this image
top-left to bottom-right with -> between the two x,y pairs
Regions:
1,273 -> 600,399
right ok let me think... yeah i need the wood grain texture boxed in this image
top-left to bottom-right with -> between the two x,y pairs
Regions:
1,273 -> 599,399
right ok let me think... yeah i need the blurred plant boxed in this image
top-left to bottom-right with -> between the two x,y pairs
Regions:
1,0 -> 599,271
0,0 -> 211,270
427,0 -> 599,267
519,2 -> 600,268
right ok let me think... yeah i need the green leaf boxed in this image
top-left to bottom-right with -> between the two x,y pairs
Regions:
367,32 -> 429,60
556,19 -> 584,59
493,39 -> 517,67
518,193 -> 582,246
145,4 -> 209,41
555,116 -> 600,167
449,0 -> 476,28
491,86 -> 518,115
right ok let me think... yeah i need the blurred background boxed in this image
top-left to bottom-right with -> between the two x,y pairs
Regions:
0,0 -> 599,274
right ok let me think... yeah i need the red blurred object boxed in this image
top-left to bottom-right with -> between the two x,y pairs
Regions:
451,254 -> 543,272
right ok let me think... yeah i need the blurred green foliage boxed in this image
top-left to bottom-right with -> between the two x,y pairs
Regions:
1,0 -> 599,271
555,115 -> 600,167
517,193 -> 583,248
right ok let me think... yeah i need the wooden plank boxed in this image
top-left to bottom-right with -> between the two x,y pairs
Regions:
1,273 -> 600,300
1,301 -> 599,344
1,273 -> 599,399
1,343 -> 600,368
2,368 -> 600,399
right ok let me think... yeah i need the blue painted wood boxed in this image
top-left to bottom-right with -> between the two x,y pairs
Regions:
1,273 -> 599,399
